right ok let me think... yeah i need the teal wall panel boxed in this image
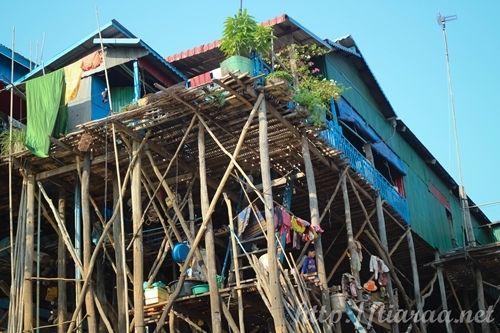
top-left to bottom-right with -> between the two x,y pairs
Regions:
324,53 -> 493,251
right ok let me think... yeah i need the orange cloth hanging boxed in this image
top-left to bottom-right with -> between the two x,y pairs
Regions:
81,51 -> 103,71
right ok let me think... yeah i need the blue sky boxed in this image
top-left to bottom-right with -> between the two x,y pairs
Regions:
1,1 -> 499,221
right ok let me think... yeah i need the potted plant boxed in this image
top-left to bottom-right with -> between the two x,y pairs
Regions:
219,9 -> 273,75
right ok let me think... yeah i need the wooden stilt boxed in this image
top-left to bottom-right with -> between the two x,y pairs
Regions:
112,174 -> 127,333
301,136 -> 332,333
224,193 -> 245,333
340,173 -> 361,289
153,93 -> 264,333
475,267 -> 491,333
58,190 -> 68,333
198,124 -> 222,332
82,153 -> 98,333
258,97 -> 285,333
23,174 -> 35,332
435,252 -> 453,333
446,275 -> 474,333
407,230 -> 426,333
132,140 -> 145,333
363,143 -> 399,333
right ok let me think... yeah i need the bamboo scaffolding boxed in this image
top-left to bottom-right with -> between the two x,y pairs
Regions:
153,93 -> 264,332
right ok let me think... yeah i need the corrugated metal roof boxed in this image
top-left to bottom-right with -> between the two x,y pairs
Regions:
0,44 -> 32,70
15,19 -> 186,85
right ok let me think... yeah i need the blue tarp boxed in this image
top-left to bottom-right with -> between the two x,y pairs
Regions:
336,98 -> 407,175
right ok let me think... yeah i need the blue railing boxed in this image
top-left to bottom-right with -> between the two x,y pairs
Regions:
319,121 -> 410,223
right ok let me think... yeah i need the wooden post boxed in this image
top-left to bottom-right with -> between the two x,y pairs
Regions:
258,97 -> 286,332
475,267 -> 490,333
340,173 -> 360,288
225,193 -> 245,333
132,140 -> 145,333
58,190 -> 68,333
435,252 -> 453,333
364,143 -> 399,333
301,136 -> 332,333
82,153 -> 98,333
407,230 -> 426,333
113,174 -> 127,333
23,173 -> 35,331
198,125 -> 222,332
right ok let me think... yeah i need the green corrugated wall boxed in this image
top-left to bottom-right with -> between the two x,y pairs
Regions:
111,86 -> 135,113
324,53 -> 493,251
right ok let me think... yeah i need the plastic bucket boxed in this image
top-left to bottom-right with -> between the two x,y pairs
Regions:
220,55 -> 253,76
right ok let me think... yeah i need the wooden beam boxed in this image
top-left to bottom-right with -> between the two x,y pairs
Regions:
301,136 -> 332,333
132,140 -> 145,333
225,193 -> 245,333
446,274 -> 474,333
435,253 -> 453,333
258,98 -> 286,332
198,123 -> 222,332
82,153 -> 97,333
112,173 -> 128,333
475,267 -> 491,333
23,173 -> 35,332
340,173 -> 360,289
57,190 -> 68,333
153,93 -> 265,333
407,230 -> 426,333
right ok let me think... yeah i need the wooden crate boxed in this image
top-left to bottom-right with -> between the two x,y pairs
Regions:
144,287 -> 168,305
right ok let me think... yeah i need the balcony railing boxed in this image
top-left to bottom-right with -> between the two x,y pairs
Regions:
319,121 -> 410,223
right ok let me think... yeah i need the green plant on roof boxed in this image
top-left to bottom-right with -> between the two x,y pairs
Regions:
266,70 -> 294,85
0,128 -> 25,156
268,43 -> 344,127
220,9 -> 274,58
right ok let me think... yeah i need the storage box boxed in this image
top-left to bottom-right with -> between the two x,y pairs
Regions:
144,287 -> 168,305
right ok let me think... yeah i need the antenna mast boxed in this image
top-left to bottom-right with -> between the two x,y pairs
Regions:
437,13 -> 476,247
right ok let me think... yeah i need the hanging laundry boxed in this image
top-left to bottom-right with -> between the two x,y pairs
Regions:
369,255 -> 390,286
25,69 -> 66,158
64,60 -> 83,103
291,216 -> 306,233
348,241 -> 363,274
81,50 -> 103,71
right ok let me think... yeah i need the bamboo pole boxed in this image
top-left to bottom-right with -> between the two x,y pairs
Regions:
58,190 -> 68,333
340,173 -> 360,289
23,174 -> 35,332
132,140 -> 145,333
446,275 -> 474,333
258,97 -> 285,332
82,153 -> 98,333
407,230 -> 426,333
224,193 -> 245,333
475,267 -> 490,333
66,134 -> 146,333
301,136 -> 332,333
363,143 -> 399,333
198,124 -> 222,332
112,174 -> 127,333
435,253 -> 453,333
153,93 -> 264,333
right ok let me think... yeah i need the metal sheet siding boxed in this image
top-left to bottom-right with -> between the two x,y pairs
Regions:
324,53 -> 493,251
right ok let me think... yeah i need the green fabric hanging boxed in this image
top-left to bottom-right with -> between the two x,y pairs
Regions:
25,69 -> 66,158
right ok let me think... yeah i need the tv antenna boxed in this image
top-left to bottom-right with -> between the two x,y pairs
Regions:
437,13 -> 476,247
